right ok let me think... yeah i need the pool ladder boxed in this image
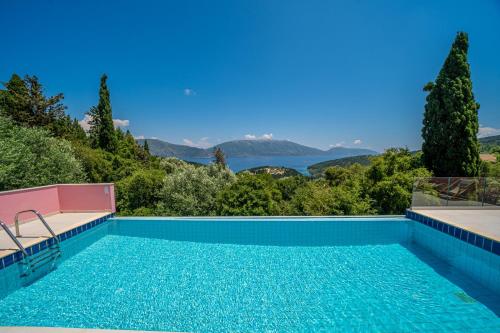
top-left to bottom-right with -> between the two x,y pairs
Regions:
0,210 -> 62,277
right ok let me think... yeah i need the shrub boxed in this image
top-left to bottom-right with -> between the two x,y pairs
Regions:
217,173 -> 282,216
291,180 -> 374,216
0,116 -> 85,190
116,169 -> 165,215
157,163 -> 235,216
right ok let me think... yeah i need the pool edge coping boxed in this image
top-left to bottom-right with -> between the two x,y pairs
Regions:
406,209 -> 499,256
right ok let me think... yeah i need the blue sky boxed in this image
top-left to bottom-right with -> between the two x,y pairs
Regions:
1,0 -> 499,151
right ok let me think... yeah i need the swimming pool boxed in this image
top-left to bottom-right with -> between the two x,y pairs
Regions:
0,217 -> 498,332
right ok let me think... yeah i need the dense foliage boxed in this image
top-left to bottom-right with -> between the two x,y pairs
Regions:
1,69 -> 496,216
156,159 -> 235,216
422,32 -> 480,176
0,116 -> 85,190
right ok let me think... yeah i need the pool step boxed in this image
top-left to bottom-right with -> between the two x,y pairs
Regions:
20,245 -> 62,276
0,210 -> 63,279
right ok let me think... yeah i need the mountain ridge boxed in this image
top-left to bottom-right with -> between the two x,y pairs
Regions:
137,138 -> 378,158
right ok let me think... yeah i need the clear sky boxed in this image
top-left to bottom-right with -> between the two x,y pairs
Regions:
1,0 -> 499,151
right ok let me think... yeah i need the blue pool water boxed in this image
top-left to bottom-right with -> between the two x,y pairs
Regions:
0,218 -> 498,332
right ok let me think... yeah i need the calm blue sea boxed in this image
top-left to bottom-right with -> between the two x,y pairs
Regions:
184,155 -> 337,174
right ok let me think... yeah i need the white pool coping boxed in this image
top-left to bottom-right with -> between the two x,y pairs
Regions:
411,209 -> 500,242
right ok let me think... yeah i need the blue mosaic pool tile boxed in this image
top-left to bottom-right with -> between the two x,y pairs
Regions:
468,233 -> 476,245
460,230 -> 468,242
475,235 -> 484,248
406,209 -> 499,256
484,238 -> 492,252
0,213 -> 114,271
14,252 -> 23,263
493,241 -> 500,255
447,225 -> 454,236
3,255 -> 13,267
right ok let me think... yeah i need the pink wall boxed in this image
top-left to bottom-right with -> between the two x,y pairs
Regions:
58,184 -> 115,212
0,184 -> 115,225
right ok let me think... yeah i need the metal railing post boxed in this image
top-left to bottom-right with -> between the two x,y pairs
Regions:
0,220 -> 29,258
481,177 -> 487,207
446,177 -> 451,207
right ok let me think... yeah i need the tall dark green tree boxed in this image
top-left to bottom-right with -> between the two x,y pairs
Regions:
421,32 -> 480,176
143,139 -> 150,155
0,74 -> 66,128
87,74 -> 117,152
214,147 -> 227,167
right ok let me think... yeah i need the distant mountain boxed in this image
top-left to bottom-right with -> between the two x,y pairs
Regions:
479,135 -> 500,152
137,139 -> 209,158
326,147 -> 378,159
308,155 -> 373,178
138,138 -> 378,159
479,135 -> 500,145
214,140 -> 324,157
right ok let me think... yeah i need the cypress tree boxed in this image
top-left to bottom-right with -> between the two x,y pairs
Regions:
421,32 -> 480,176
96,74 -> 117,152
214,147 -> 227,168
143,139 -> 150,155
87,74 -> 117,152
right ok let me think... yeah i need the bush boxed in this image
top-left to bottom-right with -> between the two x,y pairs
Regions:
291,180 -> 374,216
157,163 -> 235,216
0,116 -> 86,190
217,173 -> 283,216
116,169 -> 165,215
365,149 -> 432,214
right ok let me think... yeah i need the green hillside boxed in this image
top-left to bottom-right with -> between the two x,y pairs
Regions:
308,155 -> 372,177
479,135 -> 500,152
239,166 -> 302,179
137,138 -> 209,158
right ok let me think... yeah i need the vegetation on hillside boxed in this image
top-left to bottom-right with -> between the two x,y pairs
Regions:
480,135 -> 500,154
308,155 -> 372,178
239,166 -> 302,179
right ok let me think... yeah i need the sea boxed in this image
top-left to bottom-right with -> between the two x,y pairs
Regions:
183,155 -> 337,175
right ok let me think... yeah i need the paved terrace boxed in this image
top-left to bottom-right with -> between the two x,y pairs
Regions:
411,209 -> 500,241
0,212 -> 109,259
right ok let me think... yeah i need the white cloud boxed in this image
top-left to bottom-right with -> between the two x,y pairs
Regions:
134,135 -> 145,140
184,88 -> 196,96
78,115 -> 130,131
78,114 -> 92,131
244,133 -> 273,140
151,136 -> 158,140
353,139 -> 362,145
478,126 -> 500,138
330,141 -> 345,148
113,118 -> 129,128
183,137 -> 211,148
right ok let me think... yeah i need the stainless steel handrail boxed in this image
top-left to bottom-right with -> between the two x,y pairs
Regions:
0,220 -> 29,257
14,210 -> 60,246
